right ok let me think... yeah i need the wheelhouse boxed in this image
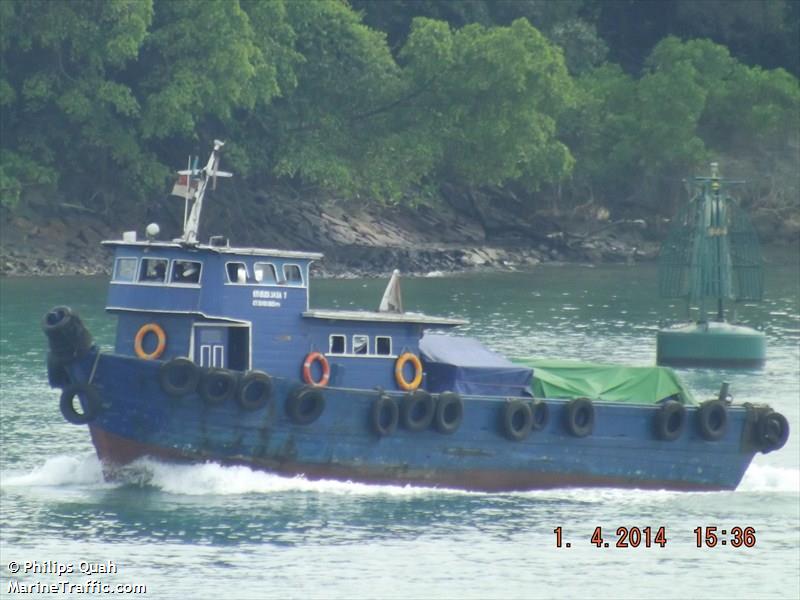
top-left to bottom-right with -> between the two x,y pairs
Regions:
103,237 -> 463,390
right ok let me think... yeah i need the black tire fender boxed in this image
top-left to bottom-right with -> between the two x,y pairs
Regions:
47,351 -> 71,388
502,399 -> 533,441
286,385 -> 325,425
530,399 -> 549,431
654,400 -> 686,442
434,392 -> 463,434
237,371 -> 272,411
565,398 -> 594,438
60,382 -> 101,425
199,368 -> 239,406
401,390 -> 435,431
697,400 -> 728,441
371,394 -> 399,437
158,357 -> 199,397
42,305 -> 93,363
42,305 -> 74,334
756,411 -> 789,453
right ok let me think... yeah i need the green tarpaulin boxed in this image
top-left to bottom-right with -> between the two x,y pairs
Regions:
511,358 -> 697,406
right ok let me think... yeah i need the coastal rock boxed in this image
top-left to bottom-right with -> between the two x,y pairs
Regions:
1,188 -> 657,278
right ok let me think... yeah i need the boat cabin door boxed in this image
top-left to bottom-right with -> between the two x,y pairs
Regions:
193,323 -> 250,370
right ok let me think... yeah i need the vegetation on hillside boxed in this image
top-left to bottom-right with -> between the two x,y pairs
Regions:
1,0 -> 798,233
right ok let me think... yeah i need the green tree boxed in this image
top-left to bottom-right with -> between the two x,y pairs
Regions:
257,0 -> 408,197
1,0 -> 154,207
560,36 -> 799,216
674,0 -> 799,75
399,17 -> 576,189
558,63 -> 637,203
138,0 -> 288,141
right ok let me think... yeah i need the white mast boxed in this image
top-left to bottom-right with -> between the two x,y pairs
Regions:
176,140 -> 232,244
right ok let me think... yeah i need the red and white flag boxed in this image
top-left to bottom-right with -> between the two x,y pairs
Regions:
171,173 -> 199,199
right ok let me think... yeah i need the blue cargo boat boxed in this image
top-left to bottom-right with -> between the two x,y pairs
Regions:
43,142 -> 789,491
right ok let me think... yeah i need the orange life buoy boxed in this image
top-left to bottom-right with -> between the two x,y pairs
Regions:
134,323 -> 166,360
302,351 -> 330,387
395,352 -> 423,391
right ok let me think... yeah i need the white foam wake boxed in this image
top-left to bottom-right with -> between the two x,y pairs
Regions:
130,458 -> 473,497
1,454 -> 470,497
737,463 -> 800,493
1,453 -> 106,488
3,455 -> 797,496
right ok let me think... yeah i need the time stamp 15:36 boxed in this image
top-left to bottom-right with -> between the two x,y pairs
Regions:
552,526 -> 757,549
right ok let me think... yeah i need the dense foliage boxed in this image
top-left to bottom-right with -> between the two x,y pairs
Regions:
1,0 -> 798,225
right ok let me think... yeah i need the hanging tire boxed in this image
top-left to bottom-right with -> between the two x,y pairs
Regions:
371,394 -> 399,437
46,351 -> 71,388
42,305 -> 73,334
530,400 -> 549,431
42,305 -> 93,363
238,371 -> 272,411
401,390 -> 435,431
755,411 -> 789,453
502,400 -> 533,441
199,368 -> 238,406
286,385 -> 325,425
60,382 -> 101,425
565,398 -> 594,438
697,400 -> 728,441
158,357 -> 199,397
434,392 -> 463,434
654,400 -> 686,441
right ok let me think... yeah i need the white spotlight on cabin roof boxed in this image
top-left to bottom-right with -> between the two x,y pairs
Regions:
145,223 -> 160,240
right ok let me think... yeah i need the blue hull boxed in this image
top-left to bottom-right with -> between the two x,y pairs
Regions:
65,348 -> 759,492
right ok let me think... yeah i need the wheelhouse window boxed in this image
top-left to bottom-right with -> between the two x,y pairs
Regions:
226,262 -> 248,284
139,258 -> 168,283
329,335 -> 346,354
376,336 -> 392,356
171,260 -> 201,284
283,264 -> 303,286
113,257 -> 137,282
254,262 -> 277,284
352,335 -> 369,355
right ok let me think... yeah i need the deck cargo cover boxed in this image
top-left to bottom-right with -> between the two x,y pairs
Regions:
512,358 -> 697,405
420,334 -> 533,396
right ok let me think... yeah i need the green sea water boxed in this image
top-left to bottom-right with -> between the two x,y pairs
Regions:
1,263 -> 798,599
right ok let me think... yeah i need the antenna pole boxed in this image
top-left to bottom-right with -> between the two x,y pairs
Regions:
183,156 -> 191,233
181,140 -> 232,244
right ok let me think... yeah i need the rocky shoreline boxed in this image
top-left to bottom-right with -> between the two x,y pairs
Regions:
4,175 -> 796,279
0,190 -> 660,279
0,235 -> 655,279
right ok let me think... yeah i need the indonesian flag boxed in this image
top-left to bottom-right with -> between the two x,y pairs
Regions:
171,173 -> 199,199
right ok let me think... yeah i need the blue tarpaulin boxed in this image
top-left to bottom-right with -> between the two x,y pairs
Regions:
420,333 -> 533,397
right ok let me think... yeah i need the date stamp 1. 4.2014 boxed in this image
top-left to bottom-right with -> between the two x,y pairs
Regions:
552,526 -> 757,549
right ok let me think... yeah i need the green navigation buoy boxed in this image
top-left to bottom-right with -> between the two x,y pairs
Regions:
657,163 -> 766,368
